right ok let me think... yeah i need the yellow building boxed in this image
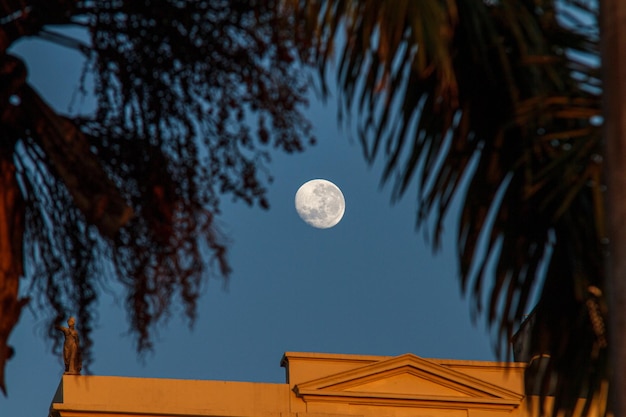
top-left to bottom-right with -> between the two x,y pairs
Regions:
49,351 -> 531,417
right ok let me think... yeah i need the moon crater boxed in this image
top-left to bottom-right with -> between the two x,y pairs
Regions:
295,179 -> 345,229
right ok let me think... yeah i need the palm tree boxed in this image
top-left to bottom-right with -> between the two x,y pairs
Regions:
285,0 -> 610,415
0,0 -> 314,393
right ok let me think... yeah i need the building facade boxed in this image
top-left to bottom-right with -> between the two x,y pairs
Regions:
49,351 -> 539,417
49,312 -> 611,417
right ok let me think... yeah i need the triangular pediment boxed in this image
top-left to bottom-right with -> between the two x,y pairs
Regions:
294,354 -> 522,410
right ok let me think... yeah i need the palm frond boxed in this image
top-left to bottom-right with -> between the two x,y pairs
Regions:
288,0 -> 606,414
0,0 -> 316,383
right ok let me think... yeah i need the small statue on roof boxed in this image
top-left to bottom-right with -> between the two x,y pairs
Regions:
56,317 -> 82,375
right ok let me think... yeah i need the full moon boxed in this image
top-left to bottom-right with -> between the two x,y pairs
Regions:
295,179 -> 346,229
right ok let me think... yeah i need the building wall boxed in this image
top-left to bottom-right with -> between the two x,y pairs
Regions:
51,375 -> 289,417
47,351 -> 567,417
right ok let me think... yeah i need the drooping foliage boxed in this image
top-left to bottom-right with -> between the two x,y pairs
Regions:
0,0 -> 313,393
286,0 -> 606,415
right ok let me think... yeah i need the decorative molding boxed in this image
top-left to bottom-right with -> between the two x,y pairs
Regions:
293,353 -> 523,411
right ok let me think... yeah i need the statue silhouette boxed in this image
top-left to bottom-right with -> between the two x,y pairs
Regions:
56,317 -> 82,375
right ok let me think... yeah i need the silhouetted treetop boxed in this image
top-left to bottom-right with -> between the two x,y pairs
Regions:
0,0 -> 314,393
287,0 -> 605,414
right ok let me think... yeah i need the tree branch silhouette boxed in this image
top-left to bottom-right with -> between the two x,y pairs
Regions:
0,0 -> 314,393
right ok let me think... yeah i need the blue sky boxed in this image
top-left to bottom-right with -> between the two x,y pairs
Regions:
2,29 -> 499,417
